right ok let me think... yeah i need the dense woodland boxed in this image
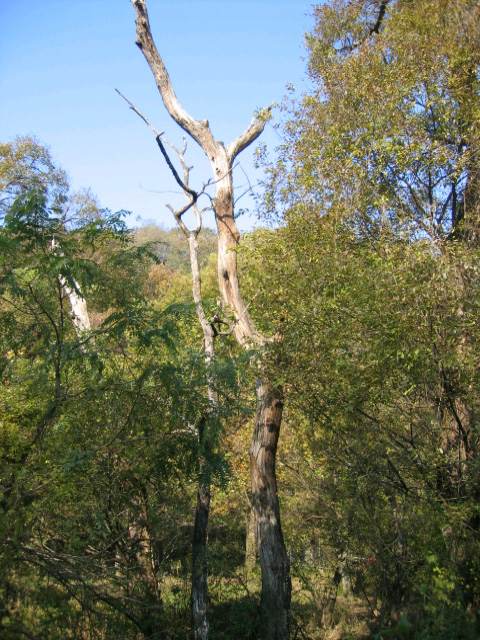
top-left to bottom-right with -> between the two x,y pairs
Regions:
1,1 -> 480,639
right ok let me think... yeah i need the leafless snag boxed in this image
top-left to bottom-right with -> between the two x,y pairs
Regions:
117,86 -> 218,639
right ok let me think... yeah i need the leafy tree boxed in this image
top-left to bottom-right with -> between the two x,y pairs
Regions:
252,0 -> 480,636
0,140 -> 199,638
0,136 -> 68,217
245,222 -> 480,632
264,0 -> 480,242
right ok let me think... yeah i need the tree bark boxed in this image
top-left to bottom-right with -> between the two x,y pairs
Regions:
130,3 -> 291,637
188,232 -> 216,640
250,380 -> 291,639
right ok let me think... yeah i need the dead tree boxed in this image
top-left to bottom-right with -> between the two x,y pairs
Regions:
163,137 -> 218,640
129,1 -> 292,638
115,92 -> 219,639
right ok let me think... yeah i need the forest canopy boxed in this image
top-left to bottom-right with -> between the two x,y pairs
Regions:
1,1 -> 480,639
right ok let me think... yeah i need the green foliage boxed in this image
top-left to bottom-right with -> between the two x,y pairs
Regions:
0,138 -> 243,639
250,0 -> 480,636
3,3 -> 480,637
0,189 -> 187,638
0,136 -> 68,217
264,0 -> 480,243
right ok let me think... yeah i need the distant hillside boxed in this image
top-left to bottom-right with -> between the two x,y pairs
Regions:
133,223 -> 217,272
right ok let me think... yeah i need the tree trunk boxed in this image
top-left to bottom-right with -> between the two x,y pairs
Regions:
214,179 -> 292,640
250,379 -> 291,640
191,441 -> 211,640
188,230 -> 216,640
61,278 -> 91,334
52,239 -> 91,339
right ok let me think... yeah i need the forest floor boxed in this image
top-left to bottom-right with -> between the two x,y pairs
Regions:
160,572 -> 376,639
129,571 -> 477,640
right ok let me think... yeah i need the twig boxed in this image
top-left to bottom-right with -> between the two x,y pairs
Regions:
115,88 -> 163,137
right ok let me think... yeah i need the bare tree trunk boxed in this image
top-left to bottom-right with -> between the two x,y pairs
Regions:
130,4 -> 292,637
52,239 -> 91,338
188,234 -> 217,640
250,380 -> 291,639
213,167 -> 292,640
60,277 -> 91,334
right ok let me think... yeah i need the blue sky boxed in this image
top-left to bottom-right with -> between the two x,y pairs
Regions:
1,1 -> 313,229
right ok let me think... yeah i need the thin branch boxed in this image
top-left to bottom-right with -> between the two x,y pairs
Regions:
115,88 -> 163,138
234,163 -> 254,206
117,88 -> 200,218
156,135 -> 198,202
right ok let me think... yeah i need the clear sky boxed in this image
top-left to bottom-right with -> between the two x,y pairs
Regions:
1,1 -> 313,230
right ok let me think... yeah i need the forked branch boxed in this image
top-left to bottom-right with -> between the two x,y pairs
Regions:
131,0 -> 216,154
131,0 -> 270,166
156,136 -> 198,203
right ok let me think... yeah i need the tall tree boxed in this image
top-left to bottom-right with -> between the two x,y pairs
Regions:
253,0 -> 480,634
0,137 -> 95,340
129,2 -> 291,637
